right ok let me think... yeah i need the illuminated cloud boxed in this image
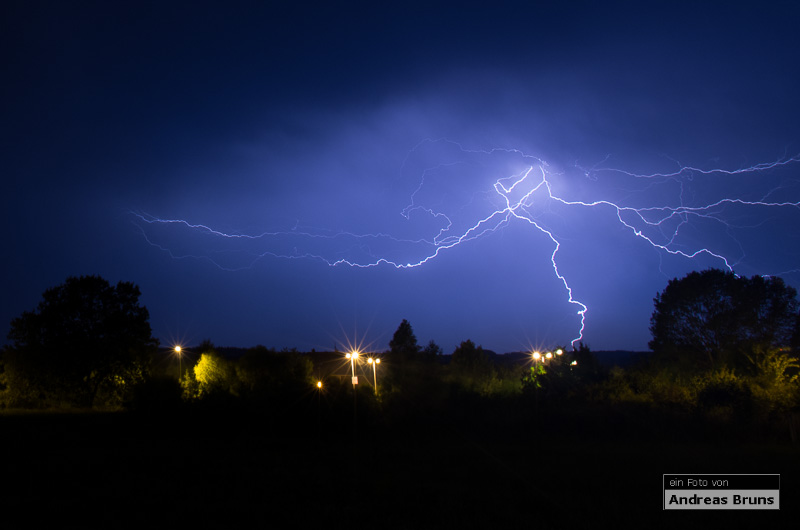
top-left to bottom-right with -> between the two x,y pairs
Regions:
4,3 -> 799,353
132,134 -> 800,350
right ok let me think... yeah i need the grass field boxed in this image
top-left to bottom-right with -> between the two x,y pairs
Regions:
2,410 -> 797,529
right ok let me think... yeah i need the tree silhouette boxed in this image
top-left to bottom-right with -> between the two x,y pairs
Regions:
451,339 -> 489,373
649,269 -> 799,374
571,342 -> 603,384
383,320 -> 447,405
389,319 -> 420,361
3,275 -> 158,407
422,339 -> 443,359
236,345 -> 313,402
450,339 -> 497,394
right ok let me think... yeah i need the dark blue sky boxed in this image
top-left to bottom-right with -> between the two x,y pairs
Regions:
4,1 -> 800,354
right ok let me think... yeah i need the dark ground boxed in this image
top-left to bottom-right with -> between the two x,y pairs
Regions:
2,409 -> 797,529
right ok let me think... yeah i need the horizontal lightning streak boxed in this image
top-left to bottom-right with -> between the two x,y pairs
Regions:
131,139 -> 800,348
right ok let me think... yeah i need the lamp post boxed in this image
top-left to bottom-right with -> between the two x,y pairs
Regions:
316,380 -> 323,440
367,357 -> 381,396
345,351 -> 360,385
345,351 -> 360,440
174,345 -> 182,380
531,351 -> 543,417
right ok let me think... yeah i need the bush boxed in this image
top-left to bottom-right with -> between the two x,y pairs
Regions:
694,369 -> 756,423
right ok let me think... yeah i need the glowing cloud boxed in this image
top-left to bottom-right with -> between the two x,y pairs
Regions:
132,139 -> 800,348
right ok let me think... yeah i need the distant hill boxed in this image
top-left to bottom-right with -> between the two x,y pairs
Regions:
176,346 -> 652,369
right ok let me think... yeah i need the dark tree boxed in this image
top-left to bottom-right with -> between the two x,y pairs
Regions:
236,345 -> 313,401
449,340 -> 498,395
451,339 -> 490,373
197,338 -> 217,355
571,342 -> 603,383
422,339 -> 443,359
384,320 -> 445,402
649,269 -> 799,373
385,319 -> 420,392
3,275 -> 158,407
389,319 -> 420,360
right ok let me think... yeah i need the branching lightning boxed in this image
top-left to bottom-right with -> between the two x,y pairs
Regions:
131,139 -> 800,348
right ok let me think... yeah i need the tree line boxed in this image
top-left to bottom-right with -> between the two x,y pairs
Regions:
1,271 -> 799,440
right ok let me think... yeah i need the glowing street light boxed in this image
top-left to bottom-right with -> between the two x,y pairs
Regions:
174,345 -> 182,380
345,350 -> 360,441
555,348 -> 563,356
313,379 -> 326,441
545,351 -> 553,360
345,350 -> 360,386
367,357 -> 381,396
531,350 -> 543,417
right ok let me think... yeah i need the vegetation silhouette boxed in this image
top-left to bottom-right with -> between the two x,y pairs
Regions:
1,275 -> 158,408
1,269 -> 799,442
650,268 -> 798,374
2,270 -> 800,528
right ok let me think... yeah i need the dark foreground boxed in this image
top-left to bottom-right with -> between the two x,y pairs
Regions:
2,410 -> 797,529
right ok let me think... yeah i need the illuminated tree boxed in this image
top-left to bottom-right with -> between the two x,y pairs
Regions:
745,346 -> 800,413
2,275 -> 158,407
521,362 -> 547,393
193,351 -> 234,397
521,349 -> 579,402
649,269 -> 799,374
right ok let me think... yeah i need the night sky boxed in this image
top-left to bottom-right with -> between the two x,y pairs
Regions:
4,1 -> 800,354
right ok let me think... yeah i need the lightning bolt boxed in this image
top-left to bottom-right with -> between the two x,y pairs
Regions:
131,139 -> 800,348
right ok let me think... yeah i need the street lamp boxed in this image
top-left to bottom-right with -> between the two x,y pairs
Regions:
531,351 -> 542,417
316,380 -> 323,437
367,357 -> 381,396
174,345 -> 182,380
345,351 -> 360,441
345,351 -> 360,386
